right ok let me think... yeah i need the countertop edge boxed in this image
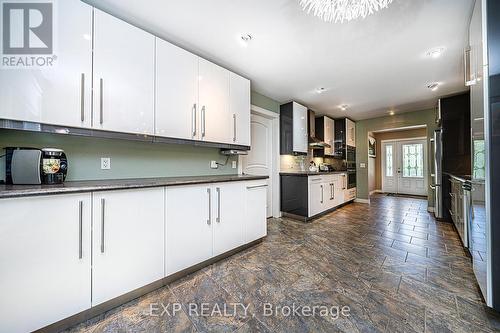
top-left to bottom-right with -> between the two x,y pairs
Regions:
0,175 -> 269,199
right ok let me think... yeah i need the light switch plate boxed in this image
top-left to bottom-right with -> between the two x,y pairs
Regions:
210,160 -> 218,169
101,157 -> 111,170
232,161 -> 237,169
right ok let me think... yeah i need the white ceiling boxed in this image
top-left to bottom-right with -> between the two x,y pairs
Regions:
85,0 -> 474,120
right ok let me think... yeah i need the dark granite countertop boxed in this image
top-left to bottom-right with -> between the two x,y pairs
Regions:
280,171 -> 347,176
0,174 -> 268,199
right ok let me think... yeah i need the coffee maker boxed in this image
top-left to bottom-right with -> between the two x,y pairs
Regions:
5,147 -> 68,185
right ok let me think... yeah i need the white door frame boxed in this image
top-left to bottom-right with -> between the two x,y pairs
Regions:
239,105 -> 280,218
381,137 -> 428,195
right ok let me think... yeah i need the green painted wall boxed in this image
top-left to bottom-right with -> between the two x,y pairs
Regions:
0,91 -> 279,182
0,130 -> 238,181
355,108 -> 437,207
251,91 -> 280,113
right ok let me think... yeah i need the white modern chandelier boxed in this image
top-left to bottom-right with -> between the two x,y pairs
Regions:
299,0 -> 394,23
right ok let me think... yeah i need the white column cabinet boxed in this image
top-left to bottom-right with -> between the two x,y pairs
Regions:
213,183 -> 245,256
230,73 -> 251,146
0,0 -> 92,128
92,188 -> 164,306
155,38 -> 199,140
0,194 -> 92,333
199,58 -> 231,143
245,181 -> 268,243
166,185 -> 213,275
93,9 -> 155,135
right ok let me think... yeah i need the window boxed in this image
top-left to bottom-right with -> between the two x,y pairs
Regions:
473,140 -> 485,179
402,143 -> 424,178
385,145 -> 393,177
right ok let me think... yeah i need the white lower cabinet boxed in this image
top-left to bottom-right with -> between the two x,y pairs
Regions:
213,183 -> 245,256
166,184 -> 214,275
309,179 -> 327,217
244,181 -> 268,243
0,194 -> 92,333
308,174 -> 348,218
92,188 -> 164,306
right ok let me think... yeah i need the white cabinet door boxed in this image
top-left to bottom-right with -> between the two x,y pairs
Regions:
309,178 -> 326,217
244,181 -> 268,243
324,117 -> 335,156
93,9 -> 155,135
166,184 -> 213,275
0,0 -> 92,128
213,183 -> 245,256
92,188 -> 164,306
0,194 -> 91,333
293,102 -> 308,153
346,119 -> 356,147
199,58 -> 231,143
155,38 -> 199,140
229,73 -> 251,146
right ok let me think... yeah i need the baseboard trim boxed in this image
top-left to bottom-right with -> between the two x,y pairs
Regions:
369,189 -> 383,195
427,206 -> 435,213
354,198 -> 370,204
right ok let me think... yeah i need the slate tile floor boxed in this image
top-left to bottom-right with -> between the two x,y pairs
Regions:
65,194 -> 500,333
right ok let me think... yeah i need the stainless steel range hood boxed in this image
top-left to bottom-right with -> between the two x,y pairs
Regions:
308,110 -> 331,149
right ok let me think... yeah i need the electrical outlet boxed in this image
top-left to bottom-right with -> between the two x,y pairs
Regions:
210,160 -> 218,169
360,163 -> 366,168
101,157 -> 111,170
232,161 -> 237,169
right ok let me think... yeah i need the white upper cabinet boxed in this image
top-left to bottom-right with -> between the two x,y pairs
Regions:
199,58 -> 231,143
155,38 -> 199,140
0,193 -> 92,333
230,73 -> 251,146
0,0 -> 92,128
324,117 -> 335,156
293,102 -> 309,153
346,118 -> 356,147
92,188 -> 164,306
93,9 -> 155,135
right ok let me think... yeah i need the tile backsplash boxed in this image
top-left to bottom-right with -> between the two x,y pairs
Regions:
280,149 -> 345,172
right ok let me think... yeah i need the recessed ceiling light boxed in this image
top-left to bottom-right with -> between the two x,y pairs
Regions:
427,82 -> 439,91
340,104 -> 348,111
388,110 -> 395,116
316,87 -> 326,94
426,47 -> 444,58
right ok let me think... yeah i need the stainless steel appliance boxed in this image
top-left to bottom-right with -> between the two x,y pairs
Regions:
5,147 -> 68,185
308,110 -> 331,149
431,128 -> 444,220
347,170 -> 356,189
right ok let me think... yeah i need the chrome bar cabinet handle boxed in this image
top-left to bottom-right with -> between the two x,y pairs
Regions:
233,114 -> 237,142
192,103 -> 197,137
320,185 -> 323,204
78,200 -> 83,259
101,198 -> 105,253
207,188 -> 211,225
201,106 -> 206,138
216,187 -> 221,223
99,78 -> 104,124
80,73 -> 85,122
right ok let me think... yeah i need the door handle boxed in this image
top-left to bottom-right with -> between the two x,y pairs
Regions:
80,73 -> 85,122
246,184 -> 268,189
233,114 -> 237,142
78,200 -> 83,259
207,188 -> 211,225
192,103 -> 197,137
201,106 -> 206,138
320,185 -> 324,204
100,198 -> 105,253
216,187 -> 221,223
99,78 -> 104,124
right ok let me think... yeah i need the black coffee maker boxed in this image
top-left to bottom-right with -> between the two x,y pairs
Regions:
40,148 -> 68,184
